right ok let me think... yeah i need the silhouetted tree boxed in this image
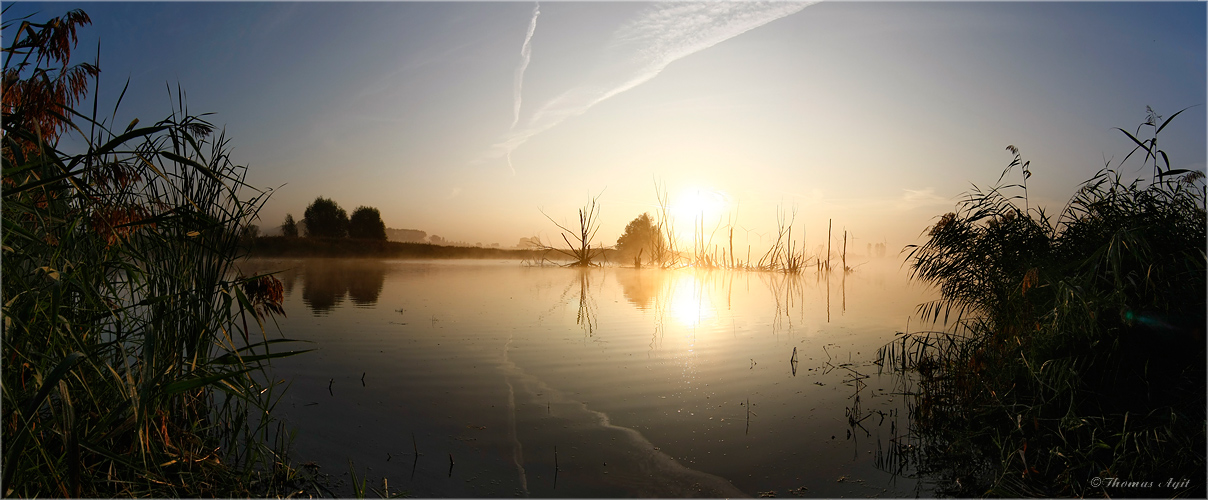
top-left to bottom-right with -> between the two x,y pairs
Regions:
303,196 -> 348,238
282,214 -> 298,237
348,206 -> 386,240
385,228 -> 426,242
616,213 -> 665,266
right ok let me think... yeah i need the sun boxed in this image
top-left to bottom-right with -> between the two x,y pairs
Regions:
669,186 -> 731,241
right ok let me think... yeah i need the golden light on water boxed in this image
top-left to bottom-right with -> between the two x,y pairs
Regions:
668,273 -> 716,328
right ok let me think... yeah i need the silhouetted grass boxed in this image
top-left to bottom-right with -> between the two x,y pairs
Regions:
2,10 -> 310,496
878,107 -> 1205,497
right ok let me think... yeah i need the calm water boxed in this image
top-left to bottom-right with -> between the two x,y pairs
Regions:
238,258 -> 939,497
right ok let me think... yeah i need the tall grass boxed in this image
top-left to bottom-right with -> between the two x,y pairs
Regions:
2,10 -> 308,496
878,107 -> 1205,496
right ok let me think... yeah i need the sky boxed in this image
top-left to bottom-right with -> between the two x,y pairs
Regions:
5,1 -> 1206,255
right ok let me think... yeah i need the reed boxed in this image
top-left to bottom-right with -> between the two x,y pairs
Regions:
751,207 -> 817,273
539,194 -> 605,267
652,179 -> 681,268
2,10 -> 307,496
878,107 -> 1205,496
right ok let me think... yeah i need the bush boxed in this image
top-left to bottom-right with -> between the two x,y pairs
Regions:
881,108 -> 1206,497
616,213 -> 665,266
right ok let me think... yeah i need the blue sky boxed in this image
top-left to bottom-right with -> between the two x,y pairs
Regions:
5,1 -> 1205,252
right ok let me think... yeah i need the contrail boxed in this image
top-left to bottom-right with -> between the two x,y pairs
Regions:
483,1 -> 813,170
513,2 -> 540,129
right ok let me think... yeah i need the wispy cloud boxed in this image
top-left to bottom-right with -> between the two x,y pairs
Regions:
513,2 -> 540,130
485,1 -> 813,173
896,188 -> 952,211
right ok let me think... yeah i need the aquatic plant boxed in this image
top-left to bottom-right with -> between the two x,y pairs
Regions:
2,9 -> 309,496
879,107 -> 1205,496
647,179 -> 680,268
539,193 -> 605,267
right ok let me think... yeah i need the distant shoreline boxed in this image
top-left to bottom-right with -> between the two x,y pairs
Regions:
248,236 -> 550,259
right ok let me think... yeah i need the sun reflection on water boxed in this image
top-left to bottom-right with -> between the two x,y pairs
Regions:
668,273 -> 716,328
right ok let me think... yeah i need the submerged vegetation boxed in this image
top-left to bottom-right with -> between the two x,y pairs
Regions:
879,108 -> 1205,496
2,10 -> 310,496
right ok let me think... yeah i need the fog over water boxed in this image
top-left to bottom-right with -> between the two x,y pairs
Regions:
240,257 -> 938,497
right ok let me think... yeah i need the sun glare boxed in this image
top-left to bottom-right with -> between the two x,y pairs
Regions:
670,187 -> 731,241
669,274 -> 716,328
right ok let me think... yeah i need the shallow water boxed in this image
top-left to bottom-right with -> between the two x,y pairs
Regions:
239,258 -> 939,497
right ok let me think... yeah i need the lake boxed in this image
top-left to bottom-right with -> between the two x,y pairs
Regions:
237,257 -> 939,497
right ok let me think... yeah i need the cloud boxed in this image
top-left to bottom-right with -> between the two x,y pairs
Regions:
513,2 -> 540,130
896,188 -> 952,211
483,1 -> 813,172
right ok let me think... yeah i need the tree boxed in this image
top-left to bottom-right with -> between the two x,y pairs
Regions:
616,213 -> 665,266
385,228 -> 426,243
348,206 -> 386,240
282,214 -> 298,237
303,197 -> 348,238
239,224 -> 259,246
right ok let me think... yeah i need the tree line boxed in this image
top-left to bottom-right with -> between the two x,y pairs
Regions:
281,196 -> 386,240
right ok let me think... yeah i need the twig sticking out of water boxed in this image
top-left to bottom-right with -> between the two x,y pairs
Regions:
361,372 -> 366,386
412,432 -> 420,456
328,378 -> 334,396
448,453 -> 454,477
746,397 -> 751,434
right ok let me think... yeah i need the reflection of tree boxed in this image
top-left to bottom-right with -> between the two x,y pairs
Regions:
347,263 -> 386,306
575,269 -> 598,336
615,268 -> 668,310
279,266 -> 299,296
549,269 -> 601,336
301,260 -> 387,314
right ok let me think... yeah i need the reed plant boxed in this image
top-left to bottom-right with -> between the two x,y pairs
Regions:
2,10 -> 308,496
539,194 -> 606,267
879,107 -> 1205,496
754,207 -> 816,273
652,179 -> 681,268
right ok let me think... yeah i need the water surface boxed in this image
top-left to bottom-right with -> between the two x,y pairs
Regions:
241,258 -> 937,497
